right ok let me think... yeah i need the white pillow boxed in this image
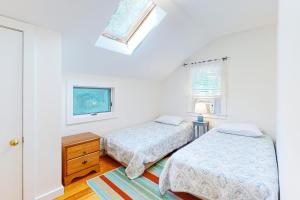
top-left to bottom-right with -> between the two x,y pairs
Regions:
216,123 -> 263,137
154,115 -> 184,126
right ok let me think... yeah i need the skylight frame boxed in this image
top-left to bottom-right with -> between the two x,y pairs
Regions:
95,2 -> 166,55
102,0 -> 156,44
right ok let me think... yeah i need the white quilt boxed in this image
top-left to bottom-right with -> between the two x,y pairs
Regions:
104,121 -> 193,179
159,129 -> 279,200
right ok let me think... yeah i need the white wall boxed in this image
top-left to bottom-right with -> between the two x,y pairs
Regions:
0,16 -> 62,200
277,0 -> 300,199
33,28 -> 63,200
161,26 -> 277,138
62,73 -> 161,136
32,30 -> 162,199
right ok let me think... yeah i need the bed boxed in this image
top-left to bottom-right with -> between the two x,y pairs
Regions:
104,120 -> 193,179
159,128 -> 279,200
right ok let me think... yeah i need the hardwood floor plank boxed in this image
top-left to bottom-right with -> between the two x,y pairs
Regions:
64,188 -> 92,200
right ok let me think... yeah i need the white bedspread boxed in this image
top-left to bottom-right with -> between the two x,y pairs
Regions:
104,121 -> 193,179
159,129 -> 279,200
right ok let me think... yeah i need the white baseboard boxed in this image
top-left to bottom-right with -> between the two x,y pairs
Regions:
34,185 -> 64,200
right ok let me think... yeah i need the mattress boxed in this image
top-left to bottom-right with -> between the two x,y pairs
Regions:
159,129 -> 279,200
104,121 -> 193,179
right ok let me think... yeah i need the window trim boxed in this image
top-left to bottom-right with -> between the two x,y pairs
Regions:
66,81 -> 116,125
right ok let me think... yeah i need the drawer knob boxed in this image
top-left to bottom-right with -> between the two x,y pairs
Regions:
82,151 -> 87,155
82,160 -> 88,165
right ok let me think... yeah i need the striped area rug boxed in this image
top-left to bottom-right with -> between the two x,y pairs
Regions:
87,159 -> 198,200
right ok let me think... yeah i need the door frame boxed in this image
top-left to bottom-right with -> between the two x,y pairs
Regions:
0,16 -> 37,200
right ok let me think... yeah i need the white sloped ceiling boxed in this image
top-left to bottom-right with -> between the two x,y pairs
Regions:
0,0 -> 277,80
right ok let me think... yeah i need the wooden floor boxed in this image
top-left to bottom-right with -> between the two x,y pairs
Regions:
56,156 -> 121,200
56,155 -> 199,200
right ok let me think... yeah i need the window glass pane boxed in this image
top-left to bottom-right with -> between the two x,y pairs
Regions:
73,87 -> 111,116
103,0 -> 155,42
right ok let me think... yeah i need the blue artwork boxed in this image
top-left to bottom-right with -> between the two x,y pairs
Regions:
73,87 -> 111,116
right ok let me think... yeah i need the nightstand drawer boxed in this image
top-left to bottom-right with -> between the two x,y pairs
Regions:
62,132 -> 101,185
66,140 -> 99,160
67,151 -> 99,175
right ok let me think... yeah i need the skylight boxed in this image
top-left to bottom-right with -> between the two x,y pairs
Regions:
95,0 -> 166,55
103,0 -> 155,43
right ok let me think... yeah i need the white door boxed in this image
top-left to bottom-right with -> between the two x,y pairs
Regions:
0,26 -> 23,200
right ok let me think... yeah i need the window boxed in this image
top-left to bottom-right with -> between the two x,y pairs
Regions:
95,0 -> 166,55
73,87 -> 112,116
189,60 -> 227,118
191,61 -> 223,97
67,82 -> 116,124
102,0 -> 156,44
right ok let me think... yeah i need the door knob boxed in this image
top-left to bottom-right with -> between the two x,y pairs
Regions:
9,139 -> 20,147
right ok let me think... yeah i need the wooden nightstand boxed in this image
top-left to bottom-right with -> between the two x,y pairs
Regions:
62,132 -> 100,186
193,121 -> 209,139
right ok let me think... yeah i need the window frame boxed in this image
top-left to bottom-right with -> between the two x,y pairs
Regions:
95,2 -> 166,55
66,81 -> 116,125
188,60 -> 228,119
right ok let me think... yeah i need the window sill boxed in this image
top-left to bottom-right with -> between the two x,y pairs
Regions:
203,114 -> 227,120
67,112 -> 117,125
188,112 -> 227,120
